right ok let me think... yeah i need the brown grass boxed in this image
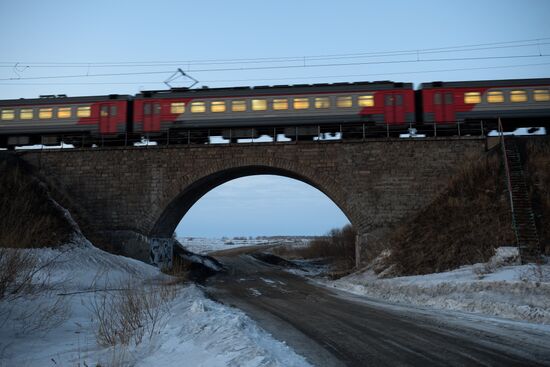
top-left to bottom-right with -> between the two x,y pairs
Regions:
0,155 -> 73,248
90,279 -> 177,347
381,154 -> 515,276
271,225 -> 356,272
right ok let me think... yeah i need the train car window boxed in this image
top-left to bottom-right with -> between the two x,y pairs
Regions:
111,105 -> 119,116
464,92 -> 481,104
100,106 -> 109,117
358,95 -> 374,107
153,104 -> 160,115
77,106 -> 91,118
252,99 -> 267,111
395,94 -> 403,106
510,90 -> 527,103
273,99 -> 288,110
191,101 -> 206,113
385,95 -> 394,106
433,93 -> 441,105
293,98 -> 310,110
336,96 -> 353,108
170,102 -> 185,114
143,103 -> 151,115
445,93 -> 453,104
231,100 -> 247,112
534,89 -> 550,102
39,108 -> 53,119
315,97 -> 331,108
20,108 -> 33,120
487,91 -> 504,103
1,109 -> 14,120
211,101 -> 226,113
57,107 -> 72,118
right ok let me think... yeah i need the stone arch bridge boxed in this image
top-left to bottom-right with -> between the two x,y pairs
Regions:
17,137 -> 489,265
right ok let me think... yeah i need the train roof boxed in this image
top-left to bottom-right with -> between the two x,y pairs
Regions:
420,78 -> 550,89
136,81 -> 413,99
0,94 -> 131,107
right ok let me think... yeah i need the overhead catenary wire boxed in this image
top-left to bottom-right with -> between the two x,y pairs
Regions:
1,61 -> 549,86
1,53 -> 549,81
1,37 -> 549,67
0,42 -> 549,68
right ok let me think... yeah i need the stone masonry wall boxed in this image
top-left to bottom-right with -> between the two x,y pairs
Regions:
17,137 -> 487,261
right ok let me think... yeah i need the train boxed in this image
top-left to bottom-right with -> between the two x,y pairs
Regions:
0,77 -> 549,148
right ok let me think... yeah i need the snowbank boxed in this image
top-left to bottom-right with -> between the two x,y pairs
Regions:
321,248 -> 550,324
0,240 -> 311,367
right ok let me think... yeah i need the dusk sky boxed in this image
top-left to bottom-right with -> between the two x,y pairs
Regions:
1,0 -> 549,237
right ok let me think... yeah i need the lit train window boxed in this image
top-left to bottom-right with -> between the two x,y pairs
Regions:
293,98 -> 309,110
77,106 -> 91,118
211,101 -> 226,113
487,91 -> 504,103
358,95 -> 374,107
510,90 -> 527,103
336,96 -> 353,108
191,101 -> 206,113
170,102 -> 185,114
534,89 -> 550,102
39,108 -> 53,119
57,107 -> 72,118
315,97 -> 330,108
20,109 -> 33,120
464,92 -> 481,104
1,109 -> 14,120
273,99 -> 288,110
100,106 -> 109,117
252,99 -> 267,111
232,100 -> 246,112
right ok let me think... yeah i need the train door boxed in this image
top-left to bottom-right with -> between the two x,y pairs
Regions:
384,93 -> 404,124
142,102 -> 161,132
99,103 -> 117,134
433,91 -> 455,123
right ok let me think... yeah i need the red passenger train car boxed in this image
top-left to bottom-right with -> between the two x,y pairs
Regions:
0,94 -> 129,147
132,81 -> 415,135
420,78 -> 550,125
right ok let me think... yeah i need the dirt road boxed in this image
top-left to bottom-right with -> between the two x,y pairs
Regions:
204,252 -> 550,367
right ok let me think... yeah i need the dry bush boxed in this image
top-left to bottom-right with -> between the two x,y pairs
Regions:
272,225 -> 356,272
0,248 -> 69,333
90,279 -> 177,347
524,138 -> 550,255
382,154 -> 515,276
0,156 -> 73,248
0,248 -> 46,301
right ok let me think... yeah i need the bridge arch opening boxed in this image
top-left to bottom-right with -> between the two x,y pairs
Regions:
150,165 -> 354,239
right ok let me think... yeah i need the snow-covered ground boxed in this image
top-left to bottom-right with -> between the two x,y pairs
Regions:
319,247 -> 550,324
178,237 -> 313,255
0,238 -> 311,367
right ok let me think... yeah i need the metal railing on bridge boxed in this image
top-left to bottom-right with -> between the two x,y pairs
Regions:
20,121 -> 488,150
